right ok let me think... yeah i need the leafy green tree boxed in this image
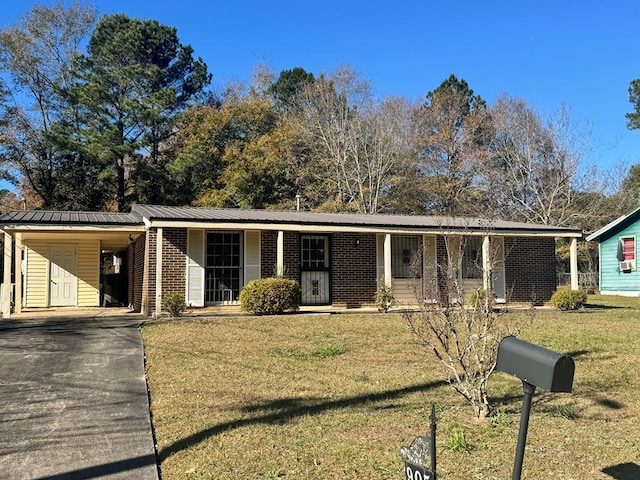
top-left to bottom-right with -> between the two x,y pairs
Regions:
67,13 -> 211,210
0,1 -> 97,208
172,89 -> 300,209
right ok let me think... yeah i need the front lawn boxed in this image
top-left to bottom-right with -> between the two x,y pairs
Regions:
142,295 -> 640,479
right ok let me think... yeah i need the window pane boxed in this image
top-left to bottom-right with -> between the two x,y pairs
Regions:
392,235 -> 421,278
462,237 -> 483,279
301,235 -> 328,270
623,238 -> 635,260
205,231 -> 242,302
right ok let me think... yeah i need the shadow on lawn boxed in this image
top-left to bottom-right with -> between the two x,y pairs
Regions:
157,379 -> 447,462
602,462 -> 640,480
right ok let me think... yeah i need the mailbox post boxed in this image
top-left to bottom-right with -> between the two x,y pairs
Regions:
400,404 -> 437,480
496,336 -> 575,480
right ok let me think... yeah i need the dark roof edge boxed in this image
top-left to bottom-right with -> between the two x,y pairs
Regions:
586,206 -> 640,242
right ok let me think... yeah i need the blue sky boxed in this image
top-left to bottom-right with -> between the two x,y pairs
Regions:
3,0 -> 640,175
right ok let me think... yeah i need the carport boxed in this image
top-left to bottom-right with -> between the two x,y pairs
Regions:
1,211 -> 144,317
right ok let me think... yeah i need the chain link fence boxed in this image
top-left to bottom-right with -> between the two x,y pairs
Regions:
557,272 -> 599,292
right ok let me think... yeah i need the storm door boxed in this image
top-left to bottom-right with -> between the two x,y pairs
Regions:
205,231 -> 242,304
300,235 -> 330,305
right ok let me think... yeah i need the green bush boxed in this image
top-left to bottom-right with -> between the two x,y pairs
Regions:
468,289 -> 496,307
550,289 -> 588,310
375,276 -> 394,313
162,292 -> 186,317
239,278 -> 301,315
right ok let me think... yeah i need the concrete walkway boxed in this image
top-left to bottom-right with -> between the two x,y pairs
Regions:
0,312 -> 159,480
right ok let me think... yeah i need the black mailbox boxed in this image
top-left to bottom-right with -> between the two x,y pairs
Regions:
496,336 -> 574,393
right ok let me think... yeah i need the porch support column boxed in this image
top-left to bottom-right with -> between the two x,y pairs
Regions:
384,234 -> 392,288
2,232 -> 12,318
482,235 -> 491,291
14,233 -> 22,314
276,230 -> 284,276
570,237 -> 579,291
154,227 -> 163,318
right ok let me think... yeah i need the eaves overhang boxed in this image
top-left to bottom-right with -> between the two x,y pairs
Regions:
134,205 -> 583,238
586,206 -> 640,243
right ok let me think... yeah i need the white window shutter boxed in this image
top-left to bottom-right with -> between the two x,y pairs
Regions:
244,231 -> 261,284
186,229 -> 205,307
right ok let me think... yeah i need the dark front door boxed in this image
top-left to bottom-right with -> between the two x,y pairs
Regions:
300,235 -> 330,305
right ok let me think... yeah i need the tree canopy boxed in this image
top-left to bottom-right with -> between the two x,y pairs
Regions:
66,13 -> 211,211
0,3 -> 633,234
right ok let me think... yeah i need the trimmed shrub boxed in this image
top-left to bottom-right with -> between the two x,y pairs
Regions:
240,278 -> 301,315
162,292 -> 186,317
550,289 -> 588,310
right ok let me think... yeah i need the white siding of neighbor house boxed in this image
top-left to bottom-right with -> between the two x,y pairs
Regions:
23,239 -> 99,308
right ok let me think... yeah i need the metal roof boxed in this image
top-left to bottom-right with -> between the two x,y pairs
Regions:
0,210 -> 142,226
0,204 -> 582,237
131,205 -> 582,236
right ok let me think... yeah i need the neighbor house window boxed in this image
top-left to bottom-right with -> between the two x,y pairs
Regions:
619,236 -> 636,272
621,237 -> 635,261
392,235 -> 421,278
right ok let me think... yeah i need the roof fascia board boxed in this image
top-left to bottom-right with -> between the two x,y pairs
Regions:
144,220 -> 581,237
586,209 -> 640,242
1,225 -> 146,233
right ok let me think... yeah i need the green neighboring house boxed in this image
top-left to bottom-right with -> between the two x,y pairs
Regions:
587,206 -> 640,296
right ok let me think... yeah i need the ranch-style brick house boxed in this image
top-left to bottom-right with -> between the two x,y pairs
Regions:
0,205 -> 583,317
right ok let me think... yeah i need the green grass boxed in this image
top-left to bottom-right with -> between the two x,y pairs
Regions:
142,295 -> 640,479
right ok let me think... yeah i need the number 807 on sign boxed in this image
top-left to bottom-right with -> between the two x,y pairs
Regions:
405,462 -> 433,480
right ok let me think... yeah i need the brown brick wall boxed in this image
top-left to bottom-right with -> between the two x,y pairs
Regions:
134,227 -> 557,313
284,232 -> 300,280
331,233 -> 377,308
162,228 -> 187,294
141,229 -> 156,315
504,237 -> 557,303
261,231 -> 277,278
141,228 -> 188,315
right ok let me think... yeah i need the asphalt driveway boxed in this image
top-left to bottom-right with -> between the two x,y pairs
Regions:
0,312 -> 159,480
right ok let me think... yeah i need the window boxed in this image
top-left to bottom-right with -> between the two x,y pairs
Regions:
392,235 -> 422,278
462,237 -> 483,279
621,237 -> 635,261
619,237 -> 636,272
301,235 -> 329,271
205,231 -> 242,303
